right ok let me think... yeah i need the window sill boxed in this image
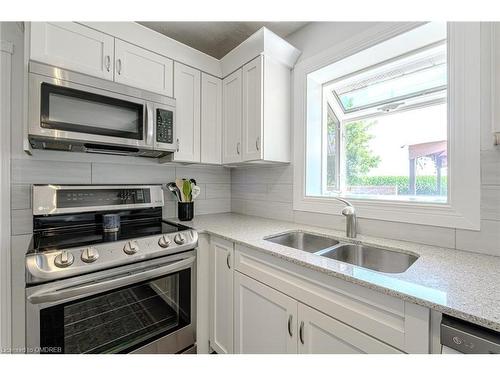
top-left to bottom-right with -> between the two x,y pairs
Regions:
293,195 -> 479,230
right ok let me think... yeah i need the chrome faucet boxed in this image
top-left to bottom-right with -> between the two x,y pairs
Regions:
333,197 -> 357,238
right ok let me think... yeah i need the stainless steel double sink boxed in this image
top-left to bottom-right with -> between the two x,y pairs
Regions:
265,231 -> 418,274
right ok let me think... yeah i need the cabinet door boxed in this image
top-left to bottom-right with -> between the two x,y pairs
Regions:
172,62 -> 201,163
209,237 -> 234,354
234,272 -> 297,354
222,69 -> 243,164
298,303 -> 402,354
242,56 -> 263,162
201,73 -> 222,165
114,39 -> 173,96
30,22 -> 114,80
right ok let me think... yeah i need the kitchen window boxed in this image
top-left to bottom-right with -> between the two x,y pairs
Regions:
321,39 -> 448,203
294,22 -> 481,229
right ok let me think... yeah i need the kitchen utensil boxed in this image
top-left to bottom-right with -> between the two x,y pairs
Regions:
191,185 -> 201,200
182,179 -> 192,202
166,183 -> 182,202
176,178 -> 186,201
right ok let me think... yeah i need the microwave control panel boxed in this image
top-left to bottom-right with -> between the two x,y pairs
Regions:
156,108 -> 173,144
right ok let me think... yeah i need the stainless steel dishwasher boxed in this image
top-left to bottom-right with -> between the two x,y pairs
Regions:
441,315 -> 500,354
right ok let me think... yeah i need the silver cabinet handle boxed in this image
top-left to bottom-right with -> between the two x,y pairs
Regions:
176,138 -> 180,152
105,55 -> 111,72
117,58 -> 122,75
299,321 -> 304,344
287,315 -> 293,337
236,142 -> 240,155
145,103 -> 154,145
256,136 -> 260,151
226,253 -> 231,269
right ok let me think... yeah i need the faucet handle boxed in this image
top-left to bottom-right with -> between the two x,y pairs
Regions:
341,206 -> 355,216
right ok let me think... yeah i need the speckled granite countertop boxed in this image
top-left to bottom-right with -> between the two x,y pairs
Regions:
171,213 -> 500,332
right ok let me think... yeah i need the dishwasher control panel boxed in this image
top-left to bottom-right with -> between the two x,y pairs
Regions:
441,315 -> 500,354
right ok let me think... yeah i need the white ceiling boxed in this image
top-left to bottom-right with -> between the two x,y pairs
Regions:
137,22 -> 309,59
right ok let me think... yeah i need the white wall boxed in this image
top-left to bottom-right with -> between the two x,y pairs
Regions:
232,22 -> 500,257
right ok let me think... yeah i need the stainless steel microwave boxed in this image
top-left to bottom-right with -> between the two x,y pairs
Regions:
28,62 -> 176,158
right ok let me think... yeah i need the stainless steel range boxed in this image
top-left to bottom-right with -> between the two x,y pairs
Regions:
25,185 -> 197,354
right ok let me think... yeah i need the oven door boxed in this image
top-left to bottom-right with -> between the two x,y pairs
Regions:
26,252 -> 196,354
29,74 -> 153,149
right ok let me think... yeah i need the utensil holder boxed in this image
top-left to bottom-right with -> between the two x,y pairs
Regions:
178,202 -> 194,221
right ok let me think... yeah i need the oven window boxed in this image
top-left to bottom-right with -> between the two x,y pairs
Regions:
39,268 -> 191,354
40,83 -> 144,140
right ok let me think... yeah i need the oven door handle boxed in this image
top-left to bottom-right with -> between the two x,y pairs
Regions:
27,256 -> 195,305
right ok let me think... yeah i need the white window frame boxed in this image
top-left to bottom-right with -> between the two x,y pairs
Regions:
293,22 -> 480,230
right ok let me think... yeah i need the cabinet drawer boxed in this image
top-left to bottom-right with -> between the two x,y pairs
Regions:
235,244 -> 429,353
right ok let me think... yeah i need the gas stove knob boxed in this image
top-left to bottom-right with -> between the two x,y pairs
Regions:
123,240 -> 139,255
81,247 -> 99,263
158,235 -> 171,248
174,233 -> 186,245
54,251 -> 74,268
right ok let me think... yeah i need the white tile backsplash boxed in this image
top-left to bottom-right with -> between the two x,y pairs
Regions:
12,159 -> 91,184
176,165 -> 231,184
10,159 -> 231,231
11,209 -> 32,235
230,150 -> 500,254
481,185 -> 500,221
481,149 -> 500,185
456,220 -> 500,257
11,184 -> 31,210
205,183 -> 231,199
91,163 -> 176,184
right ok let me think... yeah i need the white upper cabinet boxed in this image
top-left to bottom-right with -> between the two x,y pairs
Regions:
201,73 -> 223,165
114,39 -> 173,96
222,69 -> 243,164
30,22 -> 114,80
172,61 -> 201,163
29,23 -> 299,165
222,55 -> 292,165
242,56 -> 263,161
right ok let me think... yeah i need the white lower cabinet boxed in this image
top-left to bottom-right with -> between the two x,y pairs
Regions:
209,237 -> 234,354
297,303 -> 401,354
233,272 -> 402,354
234,272 -> 297,354
209,237 -> 430,354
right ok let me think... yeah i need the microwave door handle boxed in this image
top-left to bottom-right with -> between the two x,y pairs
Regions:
27,256 -> 195,304
146,103 -> 154,145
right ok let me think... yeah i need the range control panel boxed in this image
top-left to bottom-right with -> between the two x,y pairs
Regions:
156,108 -> 173,144
57,188 -> 151,208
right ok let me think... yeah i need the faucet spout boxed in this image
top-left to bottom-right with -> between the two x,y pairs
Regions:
334,197 -> 357,238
